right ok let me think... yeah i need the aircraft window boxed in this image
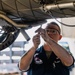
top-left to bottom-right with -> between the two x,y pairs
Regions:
58,42 -> 70,52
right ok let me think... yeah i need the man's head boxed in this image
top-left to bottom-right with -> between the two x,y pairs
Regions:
45,22 -> 62,42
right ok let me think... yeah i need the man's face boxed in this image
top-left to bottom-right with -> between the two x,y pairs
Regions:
45,24 -> 62,42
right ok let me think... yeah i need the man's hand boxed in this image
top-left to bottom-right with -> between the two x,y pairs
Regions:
33,33 -> 40,49
35,28 -> 50,43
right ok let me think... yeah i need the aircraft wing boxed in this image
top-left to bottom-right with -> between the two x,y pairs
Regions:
0,0 -> 75,50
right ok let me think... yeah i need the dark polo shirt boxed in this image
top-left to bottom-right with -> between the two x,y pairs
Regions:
27,46 -> 74,75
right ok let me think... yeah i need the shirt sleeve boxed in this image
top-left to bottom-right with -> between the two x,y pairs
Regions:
67,51 -> 74,69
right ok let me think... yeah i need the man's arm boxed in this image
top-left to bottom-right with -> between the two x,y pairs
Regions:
47,39 -> 74,66
19,46 -> 36,71
19,33 -> 40,71
39,28 -> 74,66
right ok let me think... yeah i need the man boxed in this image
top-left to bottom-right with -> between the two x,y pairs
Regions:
19,22 -> 74,75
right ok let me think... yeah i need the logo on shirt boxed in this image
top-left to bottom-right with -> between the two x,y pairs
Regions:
34,53 -> 43,64
53,57 -> 60,68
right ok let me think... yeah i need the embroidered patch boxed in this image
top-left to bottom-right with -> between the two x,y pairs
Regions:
34,53 -> 43,64
34,57 -> 43,64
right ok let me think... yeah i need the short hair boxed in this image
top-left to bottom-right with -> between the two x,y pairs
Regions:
46,22 -> 61,34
